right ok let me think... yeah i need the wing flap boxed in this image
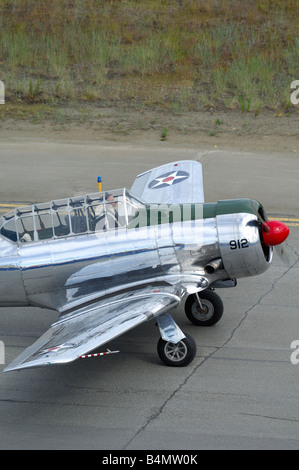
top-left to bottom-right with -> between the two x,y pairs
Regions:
4,286 -> 181,372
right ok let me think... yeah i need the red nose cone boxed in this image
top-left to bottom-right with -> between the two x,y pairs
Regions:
262,220 -> 289,246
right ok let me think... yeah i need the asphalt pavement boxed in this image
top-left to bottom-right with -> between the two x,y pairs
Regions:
0,137 -> 298,450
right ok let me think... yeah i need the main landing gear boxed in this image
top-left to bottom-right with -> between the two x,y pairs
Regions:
156,313 -> 197,367
156,290 -> 223,367
157,332 -> 197,367
185,289 -> 224,326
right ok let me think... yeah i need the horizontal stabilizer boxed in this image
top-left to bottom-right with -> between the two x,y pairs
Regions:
130,160 -> 204,204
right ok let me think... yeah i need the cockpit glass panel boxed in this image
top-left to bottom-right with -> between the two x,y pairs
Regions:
35,202 -> 51,212
124,190 -> 144,227
53,209 -> 70,237
87,202 -> 105,232
70,207 -> 88,234
34,212 -> 53,240
16,215 -> 35,243
69,196 -> 85,208
0,214 -> 17,242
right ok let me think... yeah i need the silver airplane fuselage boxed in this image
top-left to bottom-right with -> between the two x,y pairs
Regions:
0,198 -> 272,314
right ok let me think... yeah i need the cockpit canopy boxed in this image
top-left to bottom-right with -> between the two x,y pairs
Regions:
0,189 -> 143,244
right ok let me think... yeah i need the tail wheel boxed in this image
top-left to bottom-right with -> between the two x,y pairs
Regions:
157,332 -> 196,367
185,289 -> 223,326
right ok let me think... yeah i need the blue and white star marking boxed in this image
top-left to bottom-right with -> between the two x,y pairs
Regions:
148,170 -> 189,189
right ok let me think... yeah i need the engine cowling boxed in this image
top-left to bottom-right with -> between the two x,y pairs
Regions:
215,199 -> 289,279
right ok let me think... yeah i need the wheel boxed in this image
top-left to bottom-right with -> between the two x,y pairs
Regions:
157,332 -> 197,367
185,289 -> 223,326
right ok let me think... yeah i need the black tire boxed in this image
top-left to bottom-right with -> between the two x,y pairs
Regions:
157,332 -> 197,367
185,289 -> 224,326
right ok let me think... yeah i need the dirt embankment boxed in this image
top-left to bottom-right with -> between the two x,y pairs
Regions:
0,106 -> 298,154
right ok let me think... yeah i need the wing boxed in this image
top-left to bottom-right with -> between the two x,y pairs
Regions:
4,285 -> 182,372
130,160 -> 204,204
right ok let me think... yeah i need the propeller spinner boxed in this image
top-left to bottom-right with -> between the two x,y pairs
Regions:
262,220 -> 290,266
262,220 -> 289,247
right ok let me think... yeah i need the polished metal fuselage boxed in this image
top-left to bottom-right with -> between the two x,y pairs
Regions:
0,219 -> 210,310
0,205 -> 272,313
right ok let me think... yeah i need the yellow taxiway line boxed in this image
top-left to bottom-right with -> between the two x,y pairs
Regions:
0,203 -> 23,208
269,217 -> 299,227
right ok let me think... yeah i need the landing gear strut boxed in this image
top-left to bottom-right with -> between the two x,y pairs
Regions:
185,289 -> 223,326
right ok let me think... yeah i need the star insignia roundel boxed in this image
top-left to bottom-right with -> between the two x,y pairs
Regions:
148,170 -> 189,189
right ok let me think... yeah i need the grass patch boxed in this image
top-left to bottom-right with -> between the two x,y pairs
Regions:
0,0 -> 299,114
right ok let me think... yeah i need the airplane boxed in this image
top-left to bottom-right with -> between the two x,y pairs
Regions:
0,160 -> 290,372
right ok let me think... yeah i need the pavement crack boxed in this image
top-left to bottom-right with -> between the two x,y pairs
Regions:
124,242 -> 299,449
123,356 -> 214,450
222,241 -> 299,349
239,412 -> 299,424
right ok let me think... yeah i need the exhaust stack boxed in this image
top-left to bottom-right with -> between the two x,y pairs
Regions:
205,258 -> 223,275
